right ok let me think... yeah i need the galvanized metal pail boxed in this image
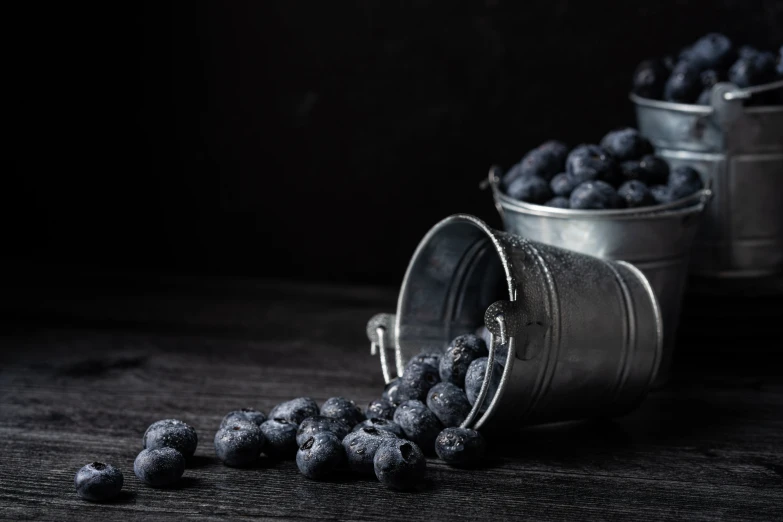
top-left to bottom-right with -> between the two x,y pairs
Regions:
366,214 -> 662,433
632,80 -> 783,278
487,169 -> 712,387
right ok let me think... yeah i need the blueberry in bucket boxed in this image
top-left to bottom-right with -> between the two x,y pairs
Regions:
650,184 -> 674,205
545,196 -> 570,208
638,155 -> 669,185
569,181 -> 622,210
689,33 -> 736,71
618,180 -> 655,208
566,145 -> 618,185
668,165 -> 704,200
505,174 -> 553,204
439,334 -> 488,388
516,140 -> 568,181
600,128 -> 653,162
664,61 -> 702,104
632,59 -> 668,100
550,172 -> 576,198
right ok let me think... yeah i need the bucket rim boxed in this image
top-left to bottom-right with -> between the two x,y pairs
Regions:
629,92 -> 783,114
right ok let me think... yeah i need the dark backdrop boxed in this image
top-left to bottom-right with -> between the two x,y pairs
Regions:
7,0 -> 783,285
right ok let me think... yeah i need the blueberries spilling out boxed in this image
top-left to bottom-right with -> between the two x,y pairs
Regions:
632,33 -> 783,106
502,129 -> 704,209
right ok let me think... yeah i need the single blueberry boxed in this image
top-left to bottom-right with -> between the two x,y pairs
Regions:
268,397 -> 319,426
505,174 -> 553,204
617,180 -> 655,208
260,418 -> 299,459
296,415 -> 351,446
729,52 -> 778,88
545,196 -> 570,209
650,184 -> 674,205
664,61 -> 702,103
550,172 -> 577,197
393,400 -> 442,453
465,357 -> 501,409
426,382 -> 472,428
632,59 -> 668,100
474,326 -> 509,366
220,408 -> 267,429
133,448 -> 185,487
668,165 -> 704,200
397,360 -> 441,402
516,141 -> 569,181
366,398 -> 396,421
373,439 -> 426,491
500,162 -> 526,191
638,155 -> 670,185
434,427 -> 486,467
599,128 -> 653,162
143,419 -> 198,458
296,432 -> 345,480
566,145 -> 619,185
342,426 -> 398,475
382,377 -> 404,406
352,418 -> 405,438
319,397 -> 365,428
690,33 -> 736,71
214,419 -> 265,467
438,334 -> 488,388
569,181 -> 622,210
406,351 -> 442,370
74,462 -> 123,502
700,69 -> 721,89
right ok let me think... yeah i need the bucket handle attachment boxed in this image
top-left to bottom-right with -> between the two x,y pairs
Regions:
722,79 -> 783,102
366,313 -> 398,384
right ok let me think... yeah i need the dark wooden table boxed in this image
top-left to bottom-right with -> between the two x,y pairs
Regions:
1,274 -> 782,521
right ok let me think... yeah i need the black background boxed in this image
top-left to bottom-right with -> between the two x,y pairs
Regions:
7,0 -> 783,285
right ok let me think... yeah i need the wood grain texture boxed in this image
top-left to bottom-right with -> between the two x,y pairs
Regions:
1,279 -> 782,521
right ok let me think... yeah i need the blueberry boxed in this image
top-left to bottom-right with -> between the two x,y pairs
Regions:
650,184 -> 674,205
220,408 -> 267,429
668,165 -> 704,200
352,418 -> 405,438
739,45 -> 759,59
690,33 -> 736,71
342,426 -> 398,474
382,377 -> 404,406
438,334 -> 488,387
393,400 -> 442,453
406,351 -> 442,370
638,155 -> 669,185
366,398 -> 396,421
499,162 -> 526,191
397,360 -> 441,402
320,397 -> 365,428
729,52 -> 778,88
296,432 -> 345,480
617,180 -> 655,208
434,427 -> 486,467
599,128 -> 653,162
426,382 -> 472,428
664,61 -> 702,103
566,145 -> 619,185
465,357 -> 502,408
569,180 -> 622,210
142,419 -> 198,458
296,415 -> 351,446
505,174 -> 553,204
632,59 -> 669,100
133,448 -> 185,487
550,172 -> 577,197
517,140 -> 569,181
74,462 -> 123,502
214,419 -> 265,467
700,69 -> 722,89
268,397 -> 319,425
260,418 -> 298,459
373,439 -> 426,491
545,196 -> 570,209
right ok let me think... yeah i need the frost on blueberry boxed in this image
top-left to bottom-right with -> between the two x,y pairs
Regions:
342,426 -> 398,475
134,447 -> 185,487
435,427 -> 486,467
268,397 -> 319,426
220,408 -> 266,428
426,382 -> 472,428
319,397 -> 365,428
74,462 -> 123,502
143,419 -> 198,458
352,418 -> 405,438
365,398 -> 396,421
296,432 -> 345,480
397,359 -> 441,402
373,439 -> 426,491
214,419 -> 265,467
393,400 -> 442,454
296,415 -> 351,446
260,418 -> 298,459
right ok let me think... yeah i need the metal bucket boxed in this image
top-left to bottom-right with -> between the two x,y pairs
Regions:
632,80 -> 783,278
488,170 -> 711,387
366,214 -> 662,434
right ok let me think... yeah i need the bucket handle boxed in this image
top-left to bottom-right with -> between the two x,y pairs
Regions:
722,79 -> 783,102
366,313 -> 399,384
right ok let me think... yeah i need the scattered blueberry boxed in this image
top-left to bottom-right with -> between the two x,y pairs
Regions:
566,145 -> 618,185
353,418 -> 405,438
599,128 -> 653,162
632,59 -> 669,100
260,418 -> 299,459
506,174 -> 553,204
664,61 -> 702,103
320,397 -> 365,428
268,397 -> 319,425
133,448 -> 185,487
382,377 -> 404,406
342,426 -> 398,475
438,334 -> 488,387
374,439 -> 427,491
426,382 -> 472,428
397,360 -> 441,402
689,33 -> 736,71
668,165 -> 704,200
465,357 -> 501,408
550,172 -> 577,197
569,180 -> 622,210
545,196 -> 570,209
618,180 -> 655,208
406,352 -> 442,369
650,184 -> 674,205
143,419 -> 198,458
220,408 -> 267,429
296,432 -> 345,480
214,419 -> 265,467
434,427 -> 486,467
638,155 -> 670,185
74,462 -> 123,502
296,415 -> 351,446
393,400 -> 442,453
366,398 -> 396,421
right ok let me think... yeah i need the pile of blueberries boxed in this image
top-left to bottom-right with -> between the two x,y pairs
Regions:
632,33 -> 783,106
501,128 -> 704,209
74,333 -> 499,501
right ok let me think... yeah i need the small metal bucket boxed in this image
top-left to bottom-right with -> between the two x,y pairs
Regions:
366,214 -> 662,434
488,170 -> 712,386
631,80 -> 783,278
